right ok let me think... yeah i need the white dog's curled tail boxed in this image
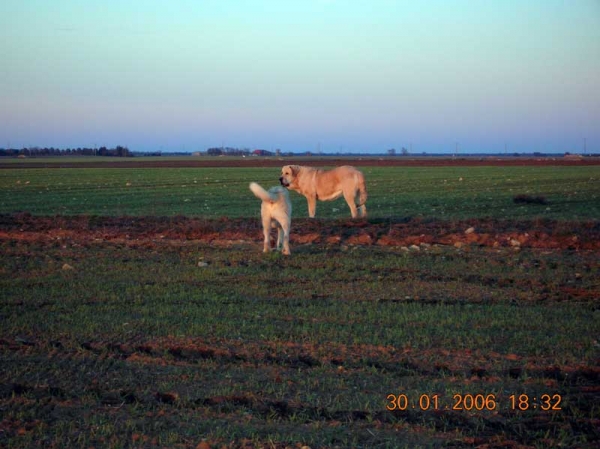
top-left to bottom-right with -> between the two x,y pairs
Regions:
249,182 -> 277,202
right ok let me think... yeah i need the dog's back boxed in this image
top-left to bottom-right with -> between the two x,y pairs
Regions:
250,183 -> 290,211
250,182 -> 277,202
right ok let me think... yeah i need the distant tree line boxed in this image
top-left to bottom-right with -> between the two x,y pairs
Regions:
206,147 -> 252,156
205,147 -> 292,157
0,146 -> 132,157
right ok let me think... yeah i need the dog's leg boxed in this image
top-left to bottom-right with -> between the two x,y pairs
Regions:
275,222 -> 283,250
261,215 -> 272,252
357,173 -> 368,217
355,190 -> 367,217
280,220 -> 291,255
359,203 -> 367,217
307,195 -> 317,218
343,190 -> 359,218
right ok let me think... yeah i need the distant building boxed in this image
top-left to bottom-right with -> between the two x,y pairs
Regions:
252,149 -> 273,156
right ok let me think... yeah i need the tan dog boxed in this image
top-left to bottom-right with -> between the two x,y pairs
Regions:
279,165 -> 367,218
249,182 -> 292,255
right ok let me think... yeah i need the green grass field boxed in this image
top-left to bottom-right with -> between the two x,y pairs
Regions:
1,163 -> 598,219
1,159 -> 599,448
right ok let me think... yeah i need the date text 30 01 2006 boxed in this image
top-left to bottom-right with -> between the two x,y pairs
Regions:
386,393 -> 562,412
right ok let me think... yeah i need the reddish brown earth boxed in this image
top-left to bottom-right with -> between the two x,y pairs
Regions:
2,156 -> 600,169
1,213 -> 599,251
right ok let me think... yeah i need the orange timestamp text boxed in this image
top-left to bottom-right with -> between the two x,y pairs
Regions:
386,393 -> 562,412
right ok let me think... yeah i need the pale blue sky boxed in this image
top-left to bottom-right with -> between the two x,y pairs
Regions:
1,0 -> 599,153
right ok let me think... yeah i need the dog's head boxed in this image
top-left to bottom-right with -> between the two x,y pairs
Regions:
279,165 -> 300,188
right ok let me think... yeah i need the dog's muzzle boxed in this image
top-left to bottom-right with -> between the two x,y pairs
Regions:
279,177 -> 289,187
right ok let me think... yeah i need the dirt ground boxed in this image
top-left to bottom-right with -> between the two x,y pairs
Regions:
1,213 -> 599,252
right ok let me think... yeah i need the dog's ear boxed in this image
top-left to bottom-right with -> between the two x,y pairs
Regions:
290,165 -> 300,176
281,165 -> 294,175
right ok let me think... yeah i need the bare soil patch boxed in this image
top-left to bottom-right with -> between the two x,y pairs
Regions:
1,213 -> 599,252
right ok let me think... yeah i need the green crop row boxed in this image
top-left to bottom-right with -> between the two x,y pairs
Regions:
1,164 -> 598,219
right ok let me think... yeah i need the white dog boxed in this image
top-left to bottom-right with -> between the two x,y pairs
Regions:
249,182 -> 292,255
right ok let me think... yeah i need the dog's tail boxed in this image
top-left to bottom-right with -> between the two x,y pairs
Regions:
250,182 -> 277,202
